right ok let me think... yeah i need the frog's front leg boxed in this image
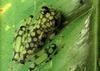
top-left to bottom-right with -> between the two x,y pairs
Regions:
45,43 -> 58,63
47,31 -> 57,42
28,43 -> 58,71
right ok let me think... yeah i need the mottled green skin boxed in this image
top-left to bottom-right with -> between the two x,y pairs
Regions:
12,6 -> 61,69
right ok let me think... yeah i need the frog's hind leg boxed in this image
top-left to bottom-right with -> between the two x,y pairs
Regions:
28,43 -> 58,71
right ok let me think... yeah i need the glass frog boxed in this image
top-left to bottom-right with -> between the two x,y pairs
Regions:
12,6 -> 61,71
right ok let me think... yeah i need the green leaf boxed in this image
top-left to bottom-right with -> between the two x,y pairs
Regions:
0,0 -> 96,71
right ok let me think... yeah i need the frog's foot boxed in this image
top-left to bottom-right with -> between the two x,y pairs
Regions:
28,63 -> 37,71
45,43 -> 58,63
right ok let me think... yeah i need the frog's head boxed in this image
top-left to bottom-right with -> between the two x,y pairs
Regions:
41,6 -> 61,28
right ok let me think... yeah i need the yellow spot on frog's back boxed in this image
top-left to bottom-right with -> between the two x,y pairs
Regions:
28,50 -> 33,54
51,12 -> 55,15
0,3 -> 12,14
5,25 -> 11,31
42,18 -> 46,23
33,37 -> 37,41
14,53 -> 19,60
46,13 -> 50,18
31,32 -> 35,36
49,16 -> 53,20
15,37 -> 21,52
39,32 -> 44,40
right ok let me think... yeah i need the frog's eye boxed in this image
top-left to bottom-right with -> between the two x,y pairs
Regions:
41,6 -> 50,14
29,15 -> 34,18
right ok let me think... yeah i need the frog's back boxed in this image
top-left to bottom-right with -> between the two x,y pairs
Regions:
12,6 -> 61,64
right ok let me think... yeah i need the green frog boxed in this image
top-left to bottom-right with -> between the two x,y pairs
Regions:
12,6 -> 61,71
